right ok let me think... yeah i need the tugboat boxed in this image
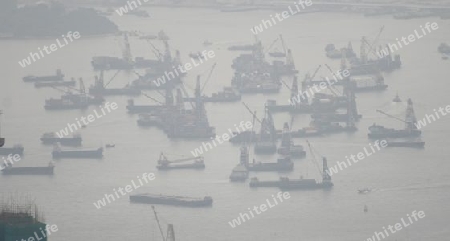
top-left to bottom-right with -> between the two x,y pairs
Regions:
392,92 -> 402,102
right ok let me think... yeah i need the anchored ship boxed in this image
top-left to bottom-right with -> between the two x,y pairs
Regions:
247,157 -> 294,172
2,162 -> 54,175
130,194 -> 213,207
156,153 -> 205,170
52,145 -> 103,159
250,157 -> 333,190
385,139 -> 425,148
250,142 -> 333,190
0,144 -> 24,156
34,79 -> 76,88
23,69 -> 64,82
40,132 -> 82,146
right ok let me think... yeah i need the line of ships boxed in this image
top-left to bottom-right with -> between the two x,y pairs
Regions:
6,31 -> 426,208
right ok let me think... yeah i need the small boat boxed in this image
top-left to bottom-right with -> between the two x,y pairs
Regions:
393,92 -> 402,102
358,188 -> 371,194
105,144 -> 115,148
203,40 -> 212,46
188,52 -> 206,60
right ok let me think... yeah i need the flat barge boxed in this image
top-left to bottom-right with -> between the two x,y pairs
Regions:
130,194 -> 213,207
52,147 -> 103,159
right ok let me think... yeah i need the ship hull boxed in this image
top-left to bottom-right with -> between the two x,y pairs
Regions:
2,167 -> 54,175
52,149 -> 103,159
0,147 -> 24,156
157,163 -> 205,170
40,137 -> 82,146
130,195 -> 213,207
386,141 -> 425,148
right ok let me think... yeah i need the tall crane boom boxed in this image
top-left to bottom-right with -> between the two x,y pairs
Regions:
376,109 -> 407,123
152,206 -> 166,241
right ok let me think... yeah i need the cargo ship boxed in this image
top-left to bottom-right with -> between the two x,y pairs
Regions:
52,145 -> 103,159
40,132 -> 82,146
2,163 -> 54,175
0,145 -> 24,156
129,194 -> 213,207
156,153 -> 205,170
23,69 -> 64,82
34,80 -> 76,88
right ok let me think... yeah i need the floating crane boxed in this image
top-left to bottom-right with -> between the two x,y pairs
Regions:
376,98 -> 417,130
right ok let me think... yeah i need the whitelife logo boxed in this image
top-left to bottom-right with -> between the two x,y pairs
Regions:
115,0 -> 149,16
18,31 -> 81,68
365,210 -> 425,241
152,50 -> 215,87
414,104 -> 450,130
93,172 -> 155,209
228,192 -> 291,228
376,22 -> 439,59
250,0 -> 312,35
55,102 -> 118,138
326,140 -> 387,176
190,121 -> 253,157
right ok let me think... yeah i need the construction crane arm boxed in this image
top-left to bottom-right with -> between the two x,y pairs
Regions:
376,110 -> 407,123
151,206 -> 166,241
200,63 -> 217,93
242,102 -> 262,124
